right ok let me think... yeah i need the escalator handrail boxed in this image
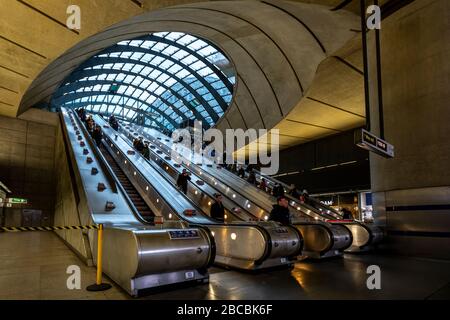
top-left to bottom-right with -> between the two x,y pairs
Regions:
73,111 -> 152,225
225,163 -> 341,220
189,224 -> 217,269
132,124 -> 339,222
252,168 -> 343,218
119,126 -> 246,223
128,124 -> 264,220
72,112 -> 118,194
97,116 -> 215,224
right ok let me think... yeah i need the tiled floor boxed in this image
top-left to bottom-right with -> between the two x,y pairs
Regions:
1,231 -> 449,300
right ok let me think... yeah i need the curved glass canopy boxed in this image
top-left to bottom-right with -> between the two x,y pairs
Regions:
52,32 -> 236,134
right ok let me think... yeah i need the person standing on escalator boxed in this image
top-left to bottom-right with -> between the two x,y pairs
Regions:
92,125 -> 103,147
247,171 -> 257,185
272,183 -> 285,197
109,115 -> 119,131
142,143 -> 150,160
135,137 -> 144,153
269,196 -> 291,226
289,184 -> 300,199
259,178 -> 267,192
342,208 -> 353,220
210,193 -> 225,222
237,166 -> 245,179
177,168 -> 191,194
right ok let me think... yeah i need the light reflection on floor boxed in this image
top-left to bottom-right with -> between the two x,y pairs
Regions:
1,232 -> 450,300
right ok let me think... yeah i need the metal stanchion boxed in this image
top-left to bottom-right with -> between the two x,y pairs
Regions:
87,224 -> 112,291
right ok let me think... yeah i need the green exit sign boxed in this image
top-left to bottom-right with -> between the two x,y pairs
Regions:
7,198 -> 28,204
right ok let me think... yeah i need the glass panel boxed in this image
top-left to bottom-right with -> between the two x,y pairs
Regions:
55,31 -> 235,134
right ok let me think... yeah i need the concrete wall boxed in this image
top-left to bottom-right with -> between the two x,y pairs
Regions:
369,0 -> 450,260
0,108 -> 58,227
53,118 -> 93,264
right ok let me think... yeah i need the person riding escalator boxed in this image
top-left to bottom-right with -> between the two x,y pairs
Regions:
92,125 -> 103,147
269,196 -> 291,226
177,168 -> 191,195
210,193 -> 225,222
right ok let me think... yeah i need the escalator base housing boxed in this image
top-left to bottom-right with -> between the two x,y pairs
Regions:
132,269 -> 209,297
214,256 -> 296,270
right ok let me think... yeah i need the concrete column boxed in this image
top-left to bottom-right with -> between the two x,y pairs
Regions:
369,0 -> 450,259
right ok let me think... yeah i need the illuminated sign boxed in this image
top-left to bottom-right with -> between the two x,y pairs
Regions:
6,198 -> 28,204
355,129 -> 394,158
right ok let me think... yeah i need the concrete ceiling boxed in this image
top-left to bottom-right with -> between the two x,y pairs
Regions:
0,0 -> 365,118
0,0 -> 382,154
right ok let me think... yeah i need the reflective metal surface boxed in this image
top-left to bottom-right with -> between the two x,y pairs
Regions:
293,222 -> 352,258
127,124 -> 359,259
60,108 -> 214,296
102,225 -> 212,296
96,117 -> 303,269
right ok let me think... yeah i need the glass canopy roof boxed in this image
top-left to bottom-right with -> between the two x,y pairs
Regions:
52,32 -> 236,133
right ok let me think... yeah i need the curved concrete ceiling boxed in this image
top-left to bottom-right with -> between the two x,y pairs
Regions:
14,0 -> 364,152
0,0 -> 381,155
0,0 -> 366,118
0,0 -> 202,118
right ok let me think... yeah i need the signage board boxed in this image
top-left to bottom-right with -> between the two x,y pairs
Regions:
355,129 -> 394,158
6,198 -> 28,204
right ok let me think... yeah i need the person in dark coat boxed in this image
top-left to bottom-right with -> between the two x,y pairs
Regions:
141,143 -> 150,160
288,184 -> 300,199
269,196 -> 291,225
237,166 -> 245,178
177,168 -> 191,194
342,208 -> 353,220
77,108 -> 86,122
92,125 -> 103,147
259,178 -> 267,192
135,137 -> 144,152
272,183 -> 285,197
210,193 -> 225,222
109,115 -> 119,131
300,189 -> 310,205
247,171 -> 256,185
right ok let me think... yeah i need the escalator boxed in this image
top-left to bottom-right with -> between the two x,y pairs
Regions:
248,168 -> 384,252
124,123 -> 354,259
120,127 -> 258,223
59,108 -> 215,297
98,144 -> 154,223
89,114 -> 304,270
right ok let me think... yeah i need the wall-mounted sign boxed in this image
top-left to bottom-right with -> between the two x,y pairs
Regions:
355,129 -> 394,158
6,198 -> 28,204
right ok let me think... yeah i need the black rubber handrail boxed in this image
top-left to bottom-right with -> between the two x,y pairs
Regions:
71,110 -> 153,225
127,124 -> 262,220
72,111 -> 118,194
119,126 -> 245,223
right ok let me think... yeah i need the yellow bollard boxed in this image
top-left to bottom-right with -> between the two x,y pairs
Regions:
86,224 -> 112,291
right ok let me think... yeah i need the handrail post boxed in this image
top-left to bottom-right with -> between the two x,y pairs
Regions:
87,224 -> 112,292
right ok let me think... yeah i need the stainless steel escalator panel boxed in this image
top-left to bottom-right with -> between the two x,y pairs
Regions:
327,224 -> 353,251
292,222 -> 351,259
102,226 -> 212,297
129,125 -> 269,220
94,115 -> 212,224
342,223 -> 384,252
119,127 -> 248,223
105,121 -> 307,270
208,223 -> 302,270
61,109 -> 142,226
61,109 -> 214,296
294,224 -> 333,257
